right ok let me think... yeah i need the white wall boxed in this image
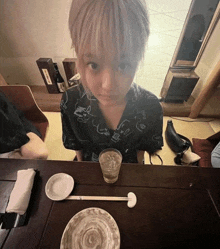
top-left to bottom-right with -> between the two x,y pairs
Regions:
0,0 -> 74,85
0,0 -> 219,113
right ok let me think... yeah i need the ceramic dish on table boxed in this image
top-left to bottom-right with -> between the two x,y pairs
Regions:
45,173 -> 74,201
60,207 -> 120,249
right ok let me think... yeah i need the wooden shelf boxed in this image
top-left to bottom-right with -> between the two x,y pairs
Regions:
29,85 -> 62,112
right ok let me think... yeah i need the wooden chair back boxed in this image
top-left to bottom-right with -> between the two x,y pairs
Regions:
0,74 -> 8,86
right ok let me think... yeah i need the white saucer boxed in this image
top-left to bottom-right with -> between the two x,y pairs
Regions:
45,173 -> 74,201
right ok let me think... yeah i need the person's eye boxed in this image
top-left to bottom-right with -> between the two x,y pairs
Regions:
118,62 -> 131,72
88,62 -> 99,71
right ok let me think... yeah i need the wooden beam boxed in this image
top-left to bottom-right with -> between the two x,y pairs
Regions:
189,59 -> 220,119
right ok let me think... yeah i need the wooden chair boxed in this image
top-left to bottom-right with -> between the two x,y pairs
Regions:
0,73 -> 8,86
0,85 -> 49,141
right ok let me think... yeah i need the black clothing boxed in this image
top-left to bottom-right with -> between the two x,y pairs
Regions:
60,83 -> 163,163
0,91 -> 41,153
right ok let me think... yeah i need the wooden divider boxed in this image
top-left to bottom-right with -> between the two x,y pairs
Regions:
189,59 -> 220,118
62,58 -> 77,82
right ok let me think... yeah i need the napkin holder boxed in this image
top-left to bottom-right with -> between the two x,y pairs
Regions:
0,212 -> 27,229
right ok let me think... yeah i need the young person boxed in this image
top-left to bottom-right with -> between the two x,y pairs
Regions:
0,91 -> 48,159
61,0 -> 163,163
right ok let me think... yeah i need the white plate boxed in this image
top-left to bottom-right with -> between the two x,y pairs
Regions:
60,207 -> 120,249
45,173 -> 74,201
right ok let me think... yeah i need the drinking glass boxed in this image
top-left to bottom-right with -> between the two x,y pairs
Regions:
99,148 -> 123,183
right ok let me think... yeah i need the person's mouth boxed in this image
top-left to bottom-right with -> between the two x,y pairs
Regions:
99,94 -> 116,99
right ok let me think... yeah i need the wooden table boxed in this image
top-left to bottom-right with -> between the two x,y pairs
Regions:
0,159 -> 220,249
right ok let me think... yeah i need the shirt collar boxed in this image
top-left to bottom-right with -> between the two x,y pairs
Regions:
126,82 -> 138,102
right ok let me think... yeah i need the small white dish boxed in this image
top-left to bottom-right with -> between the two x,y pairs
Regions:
45,173 -> 74,201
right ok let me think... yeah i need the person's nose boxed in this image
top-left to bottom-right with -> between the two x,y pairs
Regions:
101,68 -> 118,92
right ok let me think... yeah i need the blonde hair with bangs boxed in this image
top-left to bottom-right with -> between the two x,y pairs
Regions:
69,0 -> 150,63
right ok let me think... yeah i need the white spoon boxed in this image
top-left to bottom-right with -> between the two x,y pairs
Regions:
66,192 -> 137,208
45,173 -> 137,208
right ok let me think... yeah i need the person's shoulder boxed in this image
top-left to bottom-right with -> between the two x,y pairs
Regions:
0,91 -> 11,104
131,83 -> 160,102
60,84 -> 84,110
65,83 -> 83,98
130,83 -> 162,114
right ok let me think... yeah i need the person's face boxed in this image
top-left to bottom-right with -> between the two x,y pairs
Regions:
77,52 -> 139,107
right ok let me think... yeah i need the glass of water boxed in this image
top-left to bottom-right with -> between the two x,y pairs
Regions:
99,148 -> 123,184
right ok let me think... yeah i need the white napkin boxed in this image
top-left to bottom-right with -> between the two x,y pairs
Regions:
6,168 -> 36,215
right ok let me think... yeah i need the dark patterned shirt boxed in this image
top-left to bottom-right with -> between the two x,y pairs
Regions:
60,83 -> 163,163
0,91 -> 41,153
